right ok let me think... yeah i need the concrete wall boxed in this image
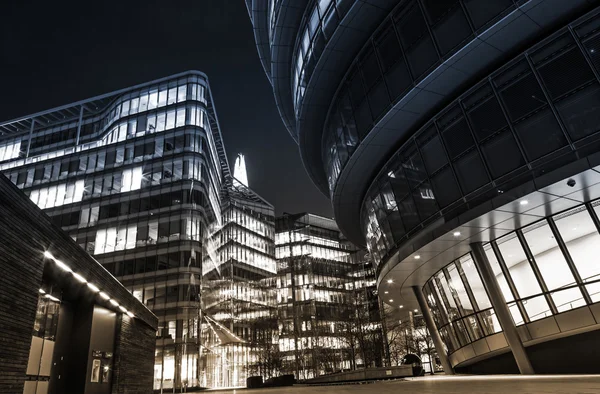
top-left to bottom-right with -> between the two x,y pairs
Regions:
303,365 -> 413,384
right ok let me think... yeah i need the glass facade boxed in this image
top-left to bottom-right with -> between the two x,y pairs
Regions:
361,11 -> 600,267
275,213 -> 384,378
322,0 -> 520,195
0,72 -> 278,390
291,0 -> 354,113
424,199 -> 600,355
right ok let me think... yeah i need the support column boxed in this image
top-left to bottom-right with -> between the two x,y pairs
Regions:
412,286 -> 454,375
470,242 -> 534,374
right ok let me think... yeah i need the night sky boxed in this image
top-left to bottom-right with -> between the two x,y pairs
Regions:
0,0 -> 333,218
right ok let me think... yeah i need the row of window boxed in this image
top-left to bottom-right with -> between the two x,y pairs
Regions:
49,187 -> 211,231
24,153 -> 215,210
362,13 -> 600,267
23,78 -> 207,157
9,108 -> 216,188
321,0 -> 520,193
292,0 -> 353,111
424,200 -> 600,354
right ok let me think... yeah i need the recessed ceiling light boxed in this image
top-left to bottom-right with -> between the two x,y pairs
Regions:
414,309 -> 418,313
110,299 -> 119,307
384,291 -> 389,294
87,283 -> 100,292
399,305 -> 403,308
573,227 -> 577,231
127,311 -> 135,318
520,200 -> 528,206
387,279 -> 393,284
453,231 -> 461,237
389,299 -> 394,302
414,255 -> 421,259
99,292 -> 110,300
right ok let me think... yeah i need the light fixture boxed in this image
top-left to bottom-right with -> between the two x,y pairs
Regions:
389,299 -> 394,302
384,291 -> 389,294
414,309 -> 418,313
73,273 -> 87,283
520,200 -> 528,206
399,305 -> 404,309
453,231 -> 461,237
45,294 -> 60,302
54,260 -> 72,273
42,251 -> 135,319
387,279 -> 393,284
414,255 -> 421,260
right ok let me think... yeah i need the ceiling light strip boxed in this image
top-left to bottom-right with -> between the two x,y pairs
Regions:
43,251 -> 135,318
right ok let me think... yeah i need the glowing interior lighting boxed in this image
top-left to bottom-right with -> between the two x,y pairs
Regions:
414,255 -> 421,259
99,292 -> 110,300
73,273 -> 87,283
87,283 -> 100,292
520,200 -> 529,206
110,299 -> 119,307
453,231 -> 461,237
387,279 -> 393,284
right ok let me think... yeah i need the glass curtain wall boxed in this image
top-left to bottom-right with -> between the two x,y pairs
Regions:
361,11 -> 600,267
275,214 -> 384,378
424,198 -> 600,354
0,73 -> 278,390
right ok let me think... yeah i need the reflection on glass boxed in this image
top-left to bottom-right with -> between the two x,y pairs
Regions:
478,309 -> 502,335
522,220 -> 576,290
556,207 -> 600,283
496,234 -> 542,298
521,295 -> 551,322
458,255 -> 492,310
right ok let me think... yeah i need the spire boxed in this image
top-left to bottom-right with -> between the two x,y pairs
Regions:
233,153 -> 248,187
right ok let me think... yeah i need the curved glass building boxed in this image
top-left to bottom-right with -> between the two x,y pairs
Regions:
0,71 -> 278,389
249,0 -> 600,374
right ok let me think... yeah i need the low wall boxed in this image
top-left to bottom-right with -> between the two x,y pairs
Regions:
302,366 -> 413,384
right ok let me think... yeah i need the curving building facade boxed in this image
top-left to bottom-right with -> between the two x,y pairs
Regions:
249,0 -> 600,374
0,71 -> 277,389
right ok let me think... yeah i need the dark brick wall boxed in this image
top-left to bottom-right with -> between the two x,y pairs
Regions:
0,173 -> 157,394
0,194 -> 45,393
111,315 -> 156,394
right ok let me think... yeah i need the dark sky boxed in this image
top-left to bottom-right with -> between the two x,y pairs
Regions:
0,0 -> 332,218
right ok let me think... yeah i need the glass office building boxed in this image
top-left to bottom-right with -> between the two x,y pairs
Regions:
0,71 -> 277,389
250,0 -> 600,374
275,213 -> 384,378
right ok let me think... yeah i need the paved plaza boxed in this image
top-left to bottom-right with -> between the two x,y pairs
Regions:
211,375 -> 600,394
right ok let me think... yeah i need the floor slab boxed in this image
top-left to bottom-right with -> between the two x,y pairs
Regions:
209,375 -> 600,393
